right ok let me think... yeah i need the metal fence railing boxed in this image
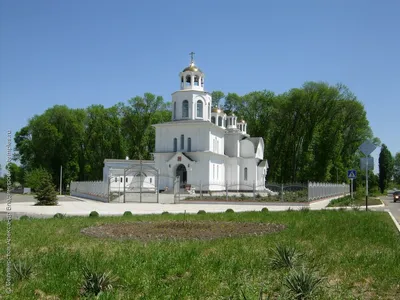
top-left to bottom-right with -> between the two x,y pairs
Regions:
70,181 -> 108,202
307,182 -> 349,201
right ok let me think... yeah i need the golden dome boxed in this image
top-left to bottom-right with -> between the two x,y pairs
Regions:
212,107 -> 224,113
182,63 -> 202,73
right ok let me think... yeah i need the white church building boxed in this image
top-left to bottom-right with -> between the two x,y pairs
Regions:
103,54 -> 268,192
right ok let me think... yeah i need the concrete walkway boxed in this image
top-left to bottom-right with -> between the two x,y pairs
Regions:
1,194 -> 352,219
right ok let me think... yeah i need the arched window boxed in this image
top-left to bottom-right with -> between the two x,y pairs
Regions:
201,77 -> 204,87
187,137 -> 191,152
173,102 -> 176,119
244,167 -> 248,181
173,138 -> 177,152
218,116 -> 222,126
182,100 -> 189,118
181,134 -> 184,150
185,75 -> 191,86
229,118 -> 232,125
194,75 -> 199,86
197,100 -> 203,118
211,116 -> 216,124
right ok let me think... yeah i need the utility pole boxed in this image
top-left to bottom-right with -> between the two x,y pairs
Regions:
59,165 -> 63,195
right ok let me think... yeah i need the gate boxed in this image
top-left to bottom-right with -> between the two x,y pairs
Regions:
107,163 -> 180,203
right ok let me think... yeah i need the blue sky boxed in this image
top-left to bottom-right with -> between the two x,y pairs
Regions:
1,0 -> 399,176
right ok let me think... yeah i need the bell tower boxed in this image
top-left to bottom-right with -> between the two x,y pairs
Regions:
179,52 -> 205,91
171,52 -> 212,121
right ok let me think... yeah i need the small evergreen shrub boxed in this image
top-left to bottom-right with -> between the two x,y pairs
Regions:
79,266 -> 118,297
261,207 -> 268,212
123,211 -> 133,216
34,172 -> 58,206
284,267 -> 324,299
89,211 -> 99,217
270,244 -> 299,270
225,208 -> 234,213
53,213 -> 65,219
161,211 -> 169,215
19,215 -> 30,220
197,210 -> 206,214
13,260 -> 33,282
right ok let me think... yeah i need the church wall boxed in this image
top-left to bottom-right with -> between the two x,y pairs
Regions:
155,125 -> 210,152
208,128 -> 225,154
224,134 -> 240,157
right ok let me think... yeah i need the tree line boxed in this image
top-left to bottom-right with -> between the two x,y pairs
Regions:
1,81 -> 399,192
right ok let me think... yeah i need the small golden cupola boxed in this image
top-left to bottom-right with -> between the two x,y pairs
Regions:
179,52 -> 205,91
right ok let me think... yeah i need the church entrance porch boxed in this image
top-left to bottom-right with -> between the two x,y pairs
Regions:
176,164 -> 187,188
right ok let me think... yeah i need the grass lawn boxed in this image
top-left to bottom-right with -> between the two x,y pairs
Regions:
1,210 -> 400,299
328,194 -> 382,207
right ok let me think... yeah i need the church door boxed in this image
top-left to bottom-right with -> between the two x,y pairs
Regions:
176,164 -> 187,187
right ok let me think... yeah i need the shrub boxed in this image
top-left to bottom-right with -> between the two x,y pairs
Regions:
123,211 -> 133,216
225,208 -> 234,213
34,172 -> 58,206
300,206 -> 310,212
161,211 -> 169,215
89,211 -> 99,217
53,213 -> 65,219
270,244 -> 299,270
79,266 -> 118,297
284,267 -> 324,299
256,193 -> 262,199
197,210 -> 206,214
261,207 -> 268,212
13,260 -> 33,282
19,215 -> 30,220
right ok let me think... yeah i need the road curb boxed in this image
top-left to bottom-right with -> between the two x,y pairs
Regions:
385,209 -> 400,233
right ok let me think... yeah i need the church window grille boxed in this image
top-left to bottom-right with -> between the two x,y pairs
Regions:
173,138 -> 177,152
197,100 -> 203,118
173,102 -> 176,119
115,177 -> 117,182
244,167 -> 248,181
182,100 -> 189,118
218,116 -> 222,126
211,116 -> 216,124
229,118 -> 232,125
194,75 -> 199,86
181,134 -> 184,150
188,137 -> 191,152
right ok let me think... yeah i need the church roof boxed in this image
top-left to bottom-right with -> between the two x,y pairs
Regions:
182,153 -> 194,161
247,137 -> 263,153
182,63 -> 202,73
258,159 -> 268,168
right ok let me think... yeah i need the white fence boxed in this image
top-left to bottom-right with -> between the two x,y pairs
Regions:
308,182 -> 349,201
70,181 -> 109,202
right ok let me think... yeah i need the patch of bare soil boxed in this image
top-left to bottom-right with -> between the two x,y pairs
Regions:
81,221 -> 286,241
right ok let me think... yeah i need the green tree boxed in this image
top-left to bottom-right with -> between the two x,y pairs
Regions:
25,167 -> 50,192
34,172 -> 58,205
393,152 -> 400,185
211,91 -> 225,108
378,144 -> 394,193
119,93 -> 169,160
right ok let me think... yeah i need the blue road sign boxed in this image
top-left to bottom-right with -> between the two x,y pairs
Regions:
347,169 -> 357,179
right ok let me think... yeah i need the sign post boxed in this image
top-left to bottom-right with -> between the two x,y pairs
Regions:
359,141 -> 377,211
347,170 -> 357,199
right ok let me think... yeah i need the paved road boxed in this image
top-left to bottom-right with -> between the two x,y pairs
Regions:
374,195 -> 400,224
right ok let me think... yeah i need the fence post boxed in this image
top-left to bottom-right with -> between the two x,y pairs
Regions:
140,161 -> 142,203
156,168 -> 160,203
226,181 -> 228,201
253,181 -> 256,201
123,169 -> 126,203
